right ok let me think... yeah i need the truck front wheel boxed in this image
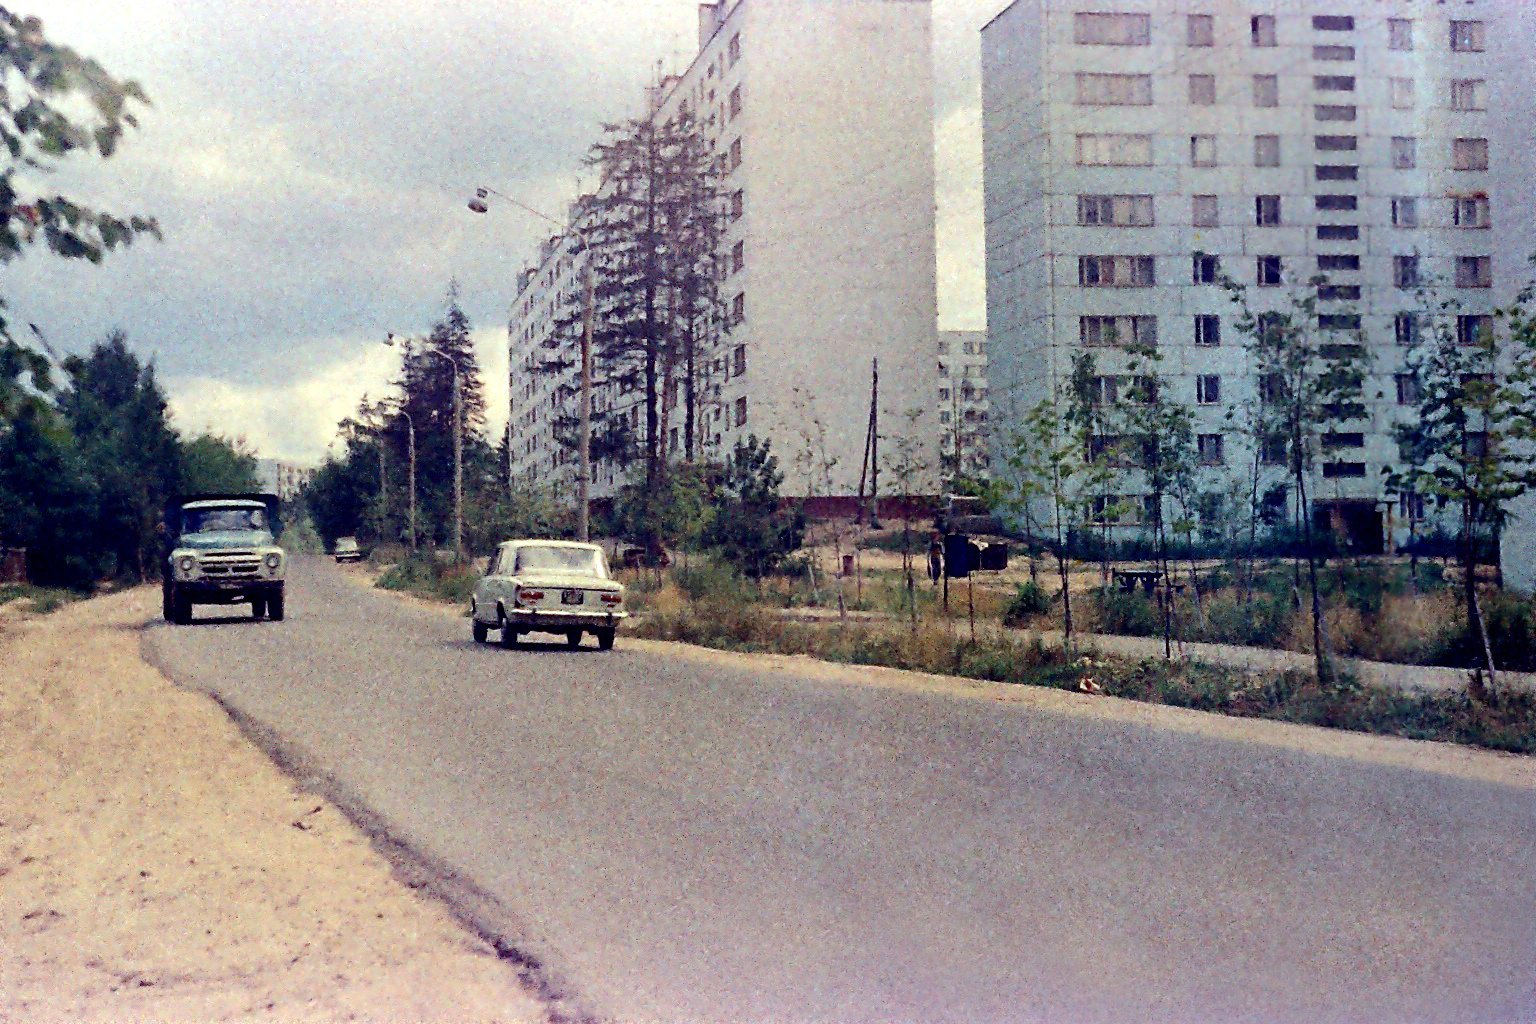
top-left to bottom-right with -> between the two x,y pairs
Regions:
172,591 -> 193,625
268,588 -> 285,622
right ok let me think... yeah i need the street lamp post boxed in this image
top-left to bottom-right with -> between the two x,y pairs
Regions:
396,407 -> 417,551
469,185 -> 593,543
387,334 -> 462,563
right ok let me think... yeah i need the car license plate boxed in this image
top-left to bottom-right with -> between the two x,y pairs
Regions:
561,589 -> 584,605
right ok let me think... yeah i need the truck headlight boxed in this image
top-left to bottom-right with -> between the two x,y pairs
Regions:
178,555 -> 196,574
265,553 -> 282,569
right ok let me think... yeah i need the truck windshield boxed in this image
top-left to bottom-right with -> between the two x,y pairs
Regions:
514,546 -> 606,577
185,508 -> 268,534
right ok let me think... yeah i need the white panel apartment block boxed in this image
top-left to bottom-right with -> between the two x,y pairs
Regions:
938,329 -> 992,478
507,0 -> 938,501
982,0 -> 1536,550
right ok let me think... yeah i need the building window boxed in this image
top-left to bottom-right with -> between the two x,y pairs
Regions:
731,240 -> 745,274
733,396 -> 747,427
1189,75 -> 1216,106
1194,314 -> 1222,346
1076,133 -> 1153,166
1388,18 -> 1413,51
1192,195 -> 1218,227
728,32 -> 742,65
1396,373 -> 1420,405
728,137 -> 743,171
1453,137 -> 1489,171
1257,255 -> 1283,286
1187,14 -> 1214,47
1319,285 -> 1360,301
1318,313 -> 1361,332
1196,375 -> 1222,405
1451,80 -> 1487,112
1076,73 -> 1153,106
1315,135 -> 1357,152
1313,45 -> 1354,61
731,291 -> 745,324
1394,255 -> 1420,288
1399,491 -> 1426,521
1323,462 -> 1367,479
1190,135 -> 1217,167
1319,254 -> 1360,271
1314,104 -> 1356,121
1391,136 -> 1417,169
1313,75 -> 1355,92
1079,255 -> 1156,287
1453,196 -> 1491,228
1315,194 -> 1357,211
1197,434 -> 1226,466
1457,315 -> 1493,345
1391,197 -> 1418,227
1391,78 -> 1415,110
1450,20 -> 1486,53
733,345 -> 746,376
1254,135 -> 1280,167
1312,15 -> 1354,31
1317,224 -> 1358,241
1078,194 -> 1154,226
1080,315 -> 1157,348
1456,256 -> 1492,288
1394,313 -> 1420,346
1255,195 -> 1281,225
1253,75 -> 1278,107
1322,432 -> 1365,451
1251,15 -> 1276,47
1074,12 -> 1150,45
730,189 -> 744,221
1192,253 -> 1220,284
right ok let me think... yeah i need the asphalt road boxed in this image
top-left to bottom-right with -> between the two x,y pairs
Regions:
145,557 -> 1536,1024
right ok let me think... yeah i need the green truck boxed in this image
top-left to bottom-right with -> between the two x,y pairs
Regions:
161,493 -> 286,624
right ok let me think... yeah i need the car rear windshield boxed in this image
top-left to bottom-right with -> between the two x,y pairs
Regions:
514,546 -> 606,577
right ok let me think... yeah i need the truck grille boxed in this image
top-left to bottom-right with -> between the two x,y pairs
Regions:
200,550 -> 262,579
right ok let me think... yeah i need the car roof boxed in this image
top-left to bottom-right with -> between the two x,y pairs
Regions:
500,539 -> 602,552
183,499 -> 267,510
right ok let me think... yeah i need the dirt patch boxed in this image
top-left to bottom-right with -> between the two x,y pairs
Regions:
0,587 -> 542,1023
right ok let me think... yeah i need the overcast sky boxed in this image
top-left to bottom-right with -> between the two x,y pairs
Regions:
16,0 -> 999,463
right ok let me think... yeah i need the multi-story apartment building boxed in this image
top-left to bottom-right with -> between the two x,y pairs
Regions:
507,0 -> 938,502
938,329 -> 992,481
256,459 -> 314,504
983,1 -> 1536,551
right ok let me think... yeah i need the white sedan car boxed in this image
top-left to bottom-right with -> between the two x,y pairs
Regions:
470,540 -> 627,650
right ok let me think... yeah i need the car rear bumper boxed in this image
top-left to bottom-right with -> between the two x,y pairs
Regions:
506,609 -> 628,632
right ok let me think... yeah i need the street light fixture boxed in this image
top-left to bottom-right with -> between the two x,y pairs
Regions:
467,184 -> 595,544
386,332 -> 462,564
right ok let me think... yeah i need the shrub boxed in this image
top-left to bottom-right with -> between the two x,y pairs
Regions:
1003,580 -> 1052,626
1094,591 -> 1161,637
376,550 -> 478,606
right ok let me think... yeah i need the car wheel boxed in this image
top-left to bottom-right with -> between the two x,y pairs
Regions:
498,609 -> 519,649
596,628 -> 616,651
252,597 -> 267,619
473,618 -> 488,644
269,591 -> 285,622
565,630 -> 583,649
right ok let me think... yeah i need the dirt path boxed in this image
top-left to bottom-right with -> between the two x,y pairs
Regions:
0,587 -> 542,1023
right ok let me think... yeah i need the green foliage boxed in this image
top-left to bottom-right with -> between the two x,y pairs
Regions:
278,510 -> 324,555
178,433 -> 258,494
376,550 -> 479,605
0,582 -> 80,612
700,436 -> 804,578
1002,580 -> 1052,625
1094,590 -> 1162,637
0,403 -> 101,587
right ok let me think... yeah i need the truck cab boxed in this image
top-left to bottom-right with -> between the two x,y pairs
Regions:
162,493 -> 286,624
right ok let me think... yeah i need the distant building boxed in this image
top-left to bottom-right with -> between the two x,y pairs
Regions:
506,0 -> 938,501
937,329 -> 990,482
983,0 -> 1536,551
256,460 -> 314,503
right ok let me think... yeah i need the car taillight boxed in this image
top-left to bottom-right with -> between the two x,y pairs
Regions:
517,589 -> 545,606
601,593 -> 622,605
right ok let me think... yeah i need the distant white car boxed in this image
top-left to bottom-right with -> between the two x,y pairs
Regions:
333,536 -> 364,563
470,540 -> 627,650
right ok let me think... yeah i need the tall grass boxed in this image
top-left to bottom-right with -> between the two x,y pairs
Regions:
376,551 -> 479,606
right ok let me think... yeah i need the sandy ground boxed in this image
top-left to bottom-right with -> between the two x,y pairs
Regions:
0,587 -> 543,1023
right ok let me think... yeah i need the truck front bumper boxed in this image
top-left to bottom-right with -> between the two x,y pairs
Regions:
173,579 -> 284,603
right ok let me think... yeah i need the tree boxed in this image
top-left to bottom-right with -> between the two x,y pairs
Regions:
179,433 -> 259,495
58,330 -> 180,579
1389,278 -> 1536,699
1222,270 -> 1370,684
0,403 -> 98,586
703,436 -> 803,579
585,107 -> 725,490
886,408 -> 934,626
0,9 -> 159,413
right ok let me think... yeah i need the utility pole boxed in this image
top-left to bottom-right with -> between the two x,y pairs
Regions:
452,359 -> 463,563
406,415 -> 417,551
869,358 -> 881,529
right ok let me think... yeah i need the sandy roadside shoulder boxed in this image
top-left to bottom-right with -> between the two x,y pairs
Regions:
0,587 -> 543,1023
